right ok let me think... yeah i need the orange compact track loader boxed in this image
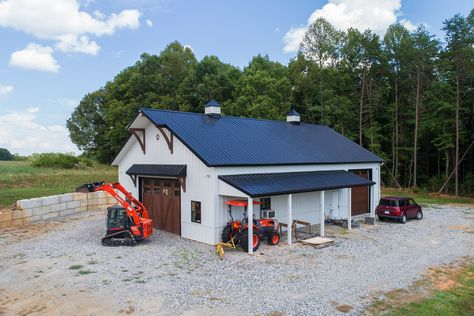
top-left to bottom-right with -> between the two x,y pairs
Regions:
75,182 -> 153,246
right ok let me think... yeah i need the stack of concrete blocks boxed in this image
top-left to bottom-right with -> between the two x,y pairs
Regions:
0,191 -> 118,229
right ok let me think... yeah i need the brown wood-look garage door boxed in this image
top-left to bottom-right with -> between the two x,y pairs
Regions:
141,178 -> 181,235
350,170 -> 370,215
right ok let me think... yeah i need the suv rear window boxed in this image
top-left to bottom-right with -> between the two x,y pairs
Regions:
379,199 -> 397,207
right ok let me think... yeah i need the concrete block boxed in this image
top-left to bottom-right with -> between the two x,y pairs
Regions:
17,198 -> 42,210
12,210 -> 24,220
73,192 -> 88,201
41,196 -> 59,206
0,221 -> 12,229
97,191 -> 108,199
74,206 -> 87,212
33,206 -> 51,216
16,209 -> 33,218
59,209 -> 74,216
24,215 -> 42,223
12,218 -> 24,226
87,192 -> 99,199
41,212 -> 59,220
88,199 -> 99,207
59,194 -> 73,203
80,200 -> 88,207
66,201 -> 80,209
57,202 -> 68,211
0,212 -> 13,222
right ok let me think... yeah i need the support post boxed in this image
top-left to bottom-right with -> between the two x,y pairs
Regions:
320,191 -> 325,237
348,188 -> 352,230
248,197 -> 253,254
287,194 -> 293,245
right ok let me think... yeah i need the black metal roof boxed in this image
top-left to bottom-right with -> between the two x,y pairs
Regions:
126,164 -> 186,177
205,99 -> 220,107
219,170 -> 375,197
287,106 -> 300,116
140,108 -> 383,167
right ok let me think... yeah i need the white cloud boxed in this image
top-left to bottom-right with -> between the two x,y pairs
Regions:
400,18 -> 417,32
55,35 -> 100,55
283,0 -> 416,53
184,44 -> 193,52
146,19 -> 153,27
0,109 -> 78,155
9,43 -> 60,73
27,107 -> 39,113
0,85 -> 13,96
0,0 -> 141,55
283,27 -> 307,53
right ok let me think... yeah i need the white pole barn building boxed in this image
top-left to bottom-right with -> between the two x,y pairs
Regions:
112,101 -> 383,252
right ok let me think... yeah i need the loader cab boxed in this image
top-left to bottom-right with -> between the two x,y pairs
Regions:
106,206 -> 132,234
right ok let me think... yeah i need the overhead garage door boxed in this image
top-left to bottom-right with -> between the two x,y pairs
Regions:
350,169 -> 370,215
141,178 -> 181,235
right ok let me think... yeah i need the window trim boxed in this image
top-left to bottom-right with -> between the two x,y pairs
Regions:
191,200 -> 201,224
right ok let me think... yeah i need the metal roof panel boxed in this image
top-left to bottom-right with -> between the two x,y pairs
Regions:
218,170 -> 375,197
141,108 -> 383,166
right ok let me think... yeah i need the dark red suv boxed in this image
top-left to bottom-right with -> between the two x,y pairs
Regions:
376,196 -> 423,223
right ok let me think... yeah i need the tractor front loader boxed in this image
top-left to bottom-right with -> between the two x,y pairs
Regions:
75,182 -> 153,246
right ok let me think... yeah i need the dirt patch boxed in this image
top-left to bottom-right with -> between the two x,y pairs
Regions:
366,257 -> 474,315
335,304 -> 353,313
448,225 -> 469,230
0,287 -> 116,316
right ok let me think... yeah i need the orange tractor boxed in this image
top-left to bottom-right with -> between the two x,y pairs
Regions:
217,200 -> 280,258
75,182 -> 153,246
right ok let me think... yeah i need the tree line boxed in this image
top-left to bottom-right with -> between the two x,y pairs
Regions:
68,9 -> 474,196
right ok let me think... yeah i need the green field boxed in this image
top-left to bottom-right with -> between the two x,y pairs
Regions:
0,161 -> 117,208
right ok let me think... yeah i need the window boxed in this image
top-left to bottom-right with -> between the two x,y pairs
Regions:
191,201 -> 201,223
379,199 -> 396,207
260,198 -> 271,210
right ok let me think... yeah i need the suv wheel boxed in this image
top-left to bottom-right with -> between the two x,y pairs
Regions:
416,211 -> 423,220
400,214 -> 407,224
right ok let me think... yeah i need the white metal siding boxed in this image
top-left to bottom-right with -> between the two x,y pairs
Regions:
116,118 -> 381,245
116,122 -> 217,245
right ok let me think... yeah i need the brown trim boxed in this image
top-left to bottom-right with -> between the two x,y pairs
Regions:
129,128 -> 146,154
179,177 -> 186,192
158,127 -> 174,154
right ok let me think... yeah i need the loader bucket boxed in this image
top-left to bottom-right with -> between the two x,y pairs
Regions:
216,244 -> 225,260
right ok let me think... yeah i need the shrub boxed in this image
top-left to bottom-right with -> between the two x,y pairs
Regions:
78,157 -> 96,168
31,153 -> 79,169
0,148 -> 13,161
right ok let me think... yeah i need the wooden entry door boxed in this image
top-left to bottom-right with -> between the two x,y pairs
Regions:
350,170 -> 370,215
141,178 -> 181,235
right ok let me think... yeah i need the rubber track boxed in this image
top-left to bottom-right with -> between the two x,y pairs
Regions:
101,229 -> 137,247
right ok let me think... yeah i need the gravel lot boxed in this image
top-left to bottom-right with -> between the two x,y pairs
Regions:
0,204 -> 473,315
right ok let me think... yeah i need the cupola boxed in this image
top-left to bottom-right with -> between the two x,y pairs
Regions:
287,105 -> 300,125
205,99 -> 221,117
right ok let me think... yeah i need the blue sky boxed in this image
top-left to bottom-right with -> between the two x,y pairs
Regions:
0,0 -> 472,155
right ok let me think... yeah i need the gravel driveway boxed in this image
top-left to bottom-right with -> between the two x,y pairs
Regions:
0,204 -> 473,315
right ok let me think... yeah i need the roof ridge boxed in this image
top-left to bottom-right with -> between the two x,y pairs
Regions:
141,107 -> 326,127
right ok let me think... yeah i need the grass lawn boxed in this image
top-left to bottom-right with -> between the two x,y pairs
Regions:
382,187 -> 474,205
373,262 -> 474,316
0,161 -> 117,208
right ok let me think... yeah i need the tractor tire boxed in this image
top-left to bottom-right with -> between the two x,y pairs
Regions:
221,225 -> 237,244
240,229 -> 260,252
268,231 -> 280,246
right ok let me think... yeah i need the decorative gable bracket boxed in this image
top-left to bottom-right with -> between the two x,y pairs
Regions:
158,127 -> 174,154
129,128 -> 146,155
128,174 -> 138,187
